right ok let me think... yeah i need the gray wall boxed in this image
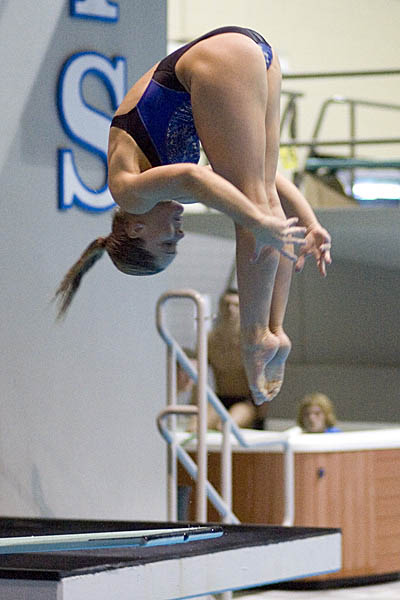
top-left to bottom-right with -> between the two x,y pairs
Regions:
0,0 -> 170,520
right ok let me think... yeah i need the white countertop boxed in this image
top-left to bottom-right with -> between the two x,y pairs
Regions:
175,425 -> 400,453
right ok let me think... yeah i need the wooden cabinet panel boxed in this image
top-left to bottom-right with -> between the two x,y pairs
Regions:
178,448 -> 400,580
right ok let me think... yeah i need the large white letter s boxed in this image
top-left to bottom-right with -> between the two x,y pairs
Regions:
57,52 -> 126,211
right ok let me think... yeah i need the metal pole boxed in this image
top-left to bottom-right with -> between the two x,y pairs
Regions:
195,294 -> 209,522
221,419 -> 233,524
282,441 -> 295,527
280,137 -> 400,148
283,68 -> 400,79
349,100 -> 356,191
166,344 -> 177,521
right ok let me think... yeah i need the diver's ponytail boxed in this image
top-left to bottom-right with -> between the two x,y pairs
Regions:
54,208 -> 166,320
54,237 -> 107,319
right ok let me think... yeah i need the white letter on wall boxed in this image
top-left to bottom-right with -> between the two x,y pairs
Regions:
57,52 -> 126,212
70,0 -> 119,22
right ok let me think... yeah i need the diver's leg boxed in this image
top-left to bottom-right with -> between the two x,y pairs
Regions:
262,59 -> 294,400
188,35 -> 287,402
265,247 -> 294,399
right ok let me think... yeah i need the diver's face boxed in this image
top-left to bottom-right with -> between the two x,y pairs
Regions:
302,405 -> 326,433
124,201 -> 185,270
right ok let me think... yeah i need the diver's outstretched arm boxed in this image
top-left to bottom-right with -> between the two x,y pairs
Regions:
109,162 -> 305,260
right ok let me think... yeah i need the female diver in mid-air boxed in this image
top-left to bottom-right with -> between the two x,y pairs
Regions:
55,26 -> 331,403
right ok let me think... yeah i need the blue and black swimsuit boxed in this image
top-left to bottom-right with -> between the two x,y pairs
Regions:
110,26 -> 273,167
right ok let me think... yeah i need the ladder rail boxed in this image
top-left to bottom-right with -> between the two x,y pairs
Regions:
157,406 -> 240,524
156,289 -> 295,527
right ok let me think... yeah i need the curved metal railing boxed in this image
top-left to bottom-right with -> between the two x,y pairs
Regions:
156,289 -> 295,526
280,93 -> 400,150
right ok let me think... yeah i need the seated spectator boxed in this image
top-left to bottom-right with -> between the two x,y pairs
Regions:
297,392 -> 342,433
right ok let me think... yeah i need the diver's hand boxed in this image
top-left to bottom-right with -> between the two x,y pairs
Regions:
295,223 -> 332,276
251,216 -> 306,263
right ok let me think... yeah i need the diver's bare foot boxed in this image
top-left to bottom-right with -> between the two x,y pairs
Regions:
265,328 -> 292,400
241,327 -> 280,405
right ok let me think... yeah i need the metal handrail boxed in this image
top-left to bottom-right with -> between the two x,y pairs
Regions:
310,95 -> 400,157
157,406 -> 239,524
156,289 -> 295,526
283,68 -> 400,79
280,137 -> 400,148
279,95 -> 400,151
280,90 -> 304,137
